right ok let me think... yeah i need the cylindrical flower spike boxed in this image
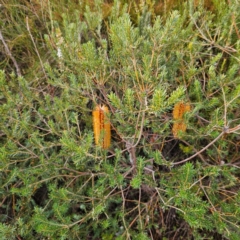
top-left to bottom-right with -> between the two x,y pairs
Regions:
92,105 -> 111,149
172,102 -> 191,138
173,102 -> 191,120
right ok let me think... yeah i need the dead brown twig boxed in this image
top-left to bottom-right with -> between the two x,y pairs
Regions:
173,124 -> 240,166
0,30 -> 22,77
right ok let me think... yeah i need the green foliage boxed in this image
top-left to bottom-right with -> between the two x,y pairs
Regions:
1,0 -> 240,239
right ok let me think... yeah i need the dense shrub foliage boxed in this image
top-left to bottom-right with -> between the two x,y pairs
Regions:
0,0 -> 240,239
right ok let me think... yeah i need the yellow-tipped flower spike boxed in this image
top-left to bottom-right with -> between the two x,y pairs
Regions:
172,102 -> 191,138
173,102 -> 191,120
92,105 -> 111,149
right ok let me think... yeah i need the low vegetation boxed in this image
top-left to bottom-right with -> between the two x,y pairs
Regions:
0,0 -> 240,239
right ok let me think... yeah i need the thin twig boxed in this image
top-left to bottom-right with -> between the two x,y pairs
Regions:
26,17 -> 48,80
173,131 -> 225,166
174,122 -> 240,166
0,30 -> 22,77
221,85 -> 228,127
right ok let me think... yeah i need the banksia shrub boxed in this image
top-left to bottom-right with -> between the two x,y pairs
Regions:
0,0 -> 240,240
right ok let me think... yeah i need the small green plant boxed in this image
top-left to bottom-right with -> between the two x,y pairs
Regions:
0,0 -> 240,239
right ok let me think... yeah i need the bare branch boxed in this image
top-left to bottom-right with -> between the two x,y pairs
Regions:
0,30 -> 22,77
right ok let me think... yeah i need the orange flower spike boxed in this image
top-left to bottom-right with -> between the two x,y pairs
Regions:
173,102 -> 185,120
184,103 -> 191,114
172,122 -> 187,138
173,102 -> 191,120
172,102 -> 191,138
92,105 -> 111,149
